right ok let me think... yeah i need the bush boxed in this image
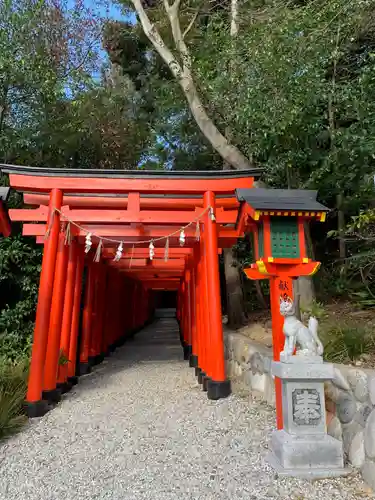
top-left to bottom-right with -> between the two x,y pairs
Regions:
0,235 -> 41,360
0,358 -> 28,439
322,323 -> 375,364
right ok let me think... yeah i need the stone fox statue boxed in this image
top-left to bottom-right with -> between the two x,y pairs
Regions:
279,298 -> 324,357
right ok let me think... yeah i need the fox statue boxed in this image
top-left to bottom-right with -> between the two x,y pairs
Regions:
279,298 -> 324,358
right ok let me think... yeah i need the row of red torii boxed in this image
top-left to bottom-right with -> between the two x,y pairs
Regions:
0,164 -> 328,429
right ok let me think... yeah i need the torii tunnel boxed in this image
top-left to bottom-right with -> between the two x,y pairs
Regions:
1,164 -> 328,425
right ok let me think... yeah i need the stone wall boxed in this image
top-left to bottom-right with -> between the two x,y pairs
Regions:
225,330 -> 375,489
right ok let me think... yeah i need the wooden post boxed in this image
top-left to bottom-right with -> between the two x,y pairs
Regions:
57,240 -> 78,392
131,281 -> 138,332
97,265 -> 108,360
270,275 -> 293,430
189,244 -> 201,367
79,262 -> 95,375
198,225 -> 209,386
68,244 -> 85,384
88,264 -> 102,364
190,245 -> 200,370
203,191 -> 231,400
43,229 -> 69,402
183,271 -> 191,355
180,280 -> 186,349
25,188 -> 62,417
189,260 -> 197,362
114,273 -> 124,348
104,268 -> 116,355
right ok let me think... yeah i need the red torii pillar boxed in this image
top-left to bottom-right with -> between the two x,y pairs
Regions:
67,245 -> 85,385
79,261 -> 96,375
202,191 -> 231,400
43,229 -> 69,403
25,189 -> 63,417
196,222 -> 209,386
188,246 -> 199,369
57,240 -> 78,393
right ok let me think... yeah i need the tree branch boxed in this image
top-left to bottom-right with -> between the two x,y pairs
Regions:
183,8 -> 200,39
131,0 -> 252,169
131,0 -> 183,79
166,0 -> 192,68
230,0 -> 239,37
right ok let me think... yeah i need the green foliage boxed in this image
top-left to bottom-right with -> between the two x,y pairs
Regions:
0,0 -> 150,169
0,235 -> 41,360
300,300 -> 327,320
322,323 -> 375,364
0,357 -> 28,439
58,349 -> 69,366
336,209 -> 375,307
112,0 -> 375,306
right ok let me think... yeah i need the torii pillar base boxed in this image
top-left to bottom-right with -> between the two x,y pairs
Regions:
24,400 -> 50,418
207,379 -> 231,400
42,388 -> 62,404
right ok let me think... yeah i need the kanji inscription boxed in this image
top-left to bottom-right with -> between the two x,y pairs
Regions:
278,280 -> 289,292
292,389 -> 321,426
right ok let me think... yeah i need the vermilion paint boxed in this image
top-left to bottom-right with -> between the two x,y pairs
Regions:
57,240 -> 78,384
26,188 -> 62,403
68,245 -> 85,378
80,263 -> 96,364
43,230 -> 69,391
203,191 -> 225,383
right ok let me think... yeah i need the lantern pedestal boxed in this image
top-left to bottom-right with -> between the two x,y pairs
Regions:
266,358 -> 347,478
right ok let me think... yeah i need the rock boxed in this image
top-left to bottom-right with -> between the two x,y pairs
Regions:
361,459 -> 375,491
233,337 -> 245,362
264,375 -> 275,405
368,374 -> 375,405
332,367 -> 351,391
228,359 -> 238,378
325,398 -> 336,415
250,352 -> 264,375
234,361 -> 243,378
347,369 -> 369,402
342,421 -> 362,455
243,370 -> 252,388
354,403 -> 373,427
365,408 -> 375,458
263,356 -> 271,374
327,415 -> 342,441
348,430 -> 365,468
336,392 -> 357,423
325,380 -> 341,403
250,373 -> 266,393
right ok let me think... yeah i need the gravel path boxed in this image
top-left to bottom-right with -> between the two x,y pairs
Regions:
0,318 -> 370,499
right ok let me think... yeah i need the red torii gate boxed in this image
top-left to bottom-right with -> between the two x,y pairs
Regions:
1,164 -> 328,430
2,164 -> 261,417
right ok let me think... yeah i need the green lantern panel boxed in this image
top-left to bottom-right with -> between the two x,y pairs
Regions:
270,217 -> 299,259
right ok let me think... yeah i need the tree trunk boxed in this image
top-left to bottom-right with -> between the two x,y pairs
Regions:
223,248 -> 244,328
131,0 -> 252,170
294,277 -> 315,312
337,193 -> 346,259
255,280 -> 267,309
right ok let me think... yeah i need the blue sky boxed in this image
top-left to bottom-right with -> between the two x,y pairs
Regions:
66,0 -> 136,79
68,0 -> 134,23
